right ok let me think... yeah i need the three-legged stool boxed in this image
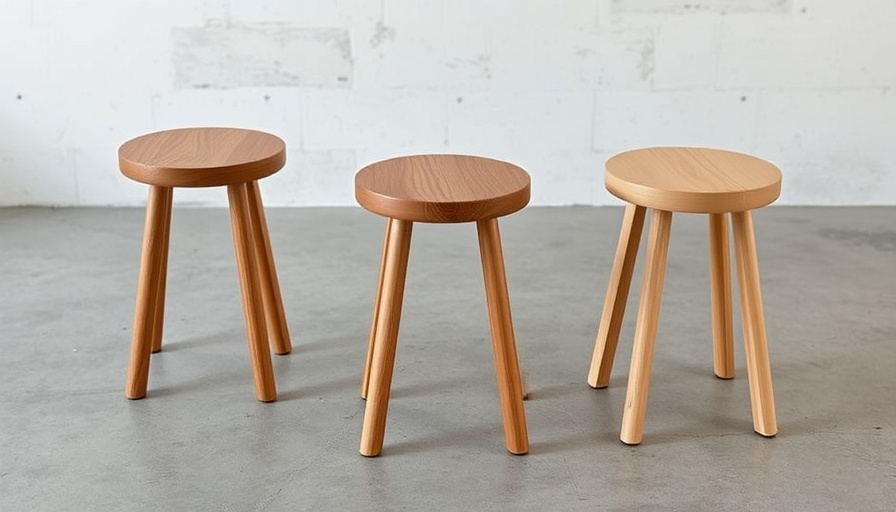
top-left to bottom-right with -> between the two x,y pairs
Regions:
587,147 -> 781,444
119,127 -> 291,402
355,154 -> 531,456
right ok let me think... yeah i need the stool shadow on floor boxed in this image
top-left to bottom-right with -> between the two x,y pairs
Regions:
273,376 -> 359,402
384,425 -> 508,456
529,432 -> 619,454
139,368 -> 247,399
521,381 -> 626,453
149,330 -> 239,353
389,377 -> 474,400
291,335 -> 355,354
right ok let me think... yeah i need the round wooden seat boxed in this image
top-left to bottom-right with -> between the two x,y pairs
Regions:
355,154 -> 531,457
119,127 -> 291,403
605,147 -> 781,214
119,127 -> 286,187
354,154 -> 531,223
589,146 -> 781,445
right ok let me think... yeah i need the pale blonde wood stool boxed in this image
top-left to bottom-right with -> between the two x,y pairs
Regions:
355,154 -> 530,457
119,127 -> 291,402
587,147 -> 781,445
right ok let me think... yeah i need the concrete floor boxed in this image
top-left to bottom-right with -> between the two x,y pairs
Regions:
1,205 -> 894,511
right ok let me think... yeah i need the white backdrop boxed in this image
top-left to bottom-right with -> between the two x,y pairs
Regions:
1,0 -> 894,206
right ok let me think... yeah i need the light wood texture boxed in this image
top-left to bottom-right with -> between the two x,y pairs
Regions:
605,147 -> 781,214
620,209 -> 672,445
126,185 -> 172,399
150,187 -> 173,354
246,181 -> 292,355
360,219 -> 413,457
119,127 -> 286,187
355,154 -> 530,223
477,218 -> 529,455
709,213 -> 735,379
361,219 -> 393,400
593,146 -> 780,443
588,204 -> 646,389
228,183 -> 277,402
732,211 -> 778,437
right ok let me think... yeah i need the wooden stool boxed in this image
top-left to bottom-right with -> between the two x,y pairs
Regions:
355,154 -> 530,457
119,127 -> 291,402
587,147 -> 781,445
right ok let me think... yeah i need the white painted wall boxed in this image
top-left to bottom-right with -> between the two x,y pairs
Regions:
1,0 -> 894,206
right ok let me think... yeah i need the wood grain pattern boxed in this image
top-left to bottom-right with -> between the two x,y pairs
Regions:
477,218 -> 529,455
121,127 -> 290,401
356,154 -> 531,454
605,147 -> 781,214
228,183 -> 277,402
355,154 -> 530,223
150,187 -> 173,354
588,203 -> 646,389
709,213 -> 735,379
620,209 -> 673,445
732,211 -> 778,437
360,219 -> 413,457
361,219 -> 393,400
126,185 -> 172,399
119,128 -> 286,187
246,181 -> 292,355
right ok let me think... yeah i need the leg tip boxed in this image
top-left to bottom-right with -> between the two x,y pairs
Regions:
587,373 -> 609,389
272,338 -> 292,355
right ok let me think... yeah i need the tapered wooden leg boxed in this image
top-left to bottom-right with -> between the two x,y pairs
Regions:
731,211 -> 777,437
149,188 -> 173,354
588,204 -> 647,388
246,181 -> 291,355
228,183 -> 276,402
620,209 -> 672,445
361,219 -> 393,400
709,213 -> 735,379
360,219 -> 413,457
477,218 -> 529,455
126,186 -> 173,399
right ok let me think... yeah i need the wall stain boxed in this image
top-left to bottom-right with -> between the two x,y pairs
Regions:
469,53 -> 492,79
172,25 -> 352,89
639,37 -> 655,81
369,21 -> 396,48
612,0 -> 791,14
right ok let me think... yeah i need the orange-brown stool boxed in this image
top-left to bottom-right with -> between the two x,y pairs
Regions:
119,127 -> 291,402
588,147 -> 781,444
355,154 -> 530,456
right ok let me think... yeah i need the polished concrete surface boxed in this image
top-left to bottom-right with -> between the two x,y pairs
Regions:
1,206 -> 894,511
